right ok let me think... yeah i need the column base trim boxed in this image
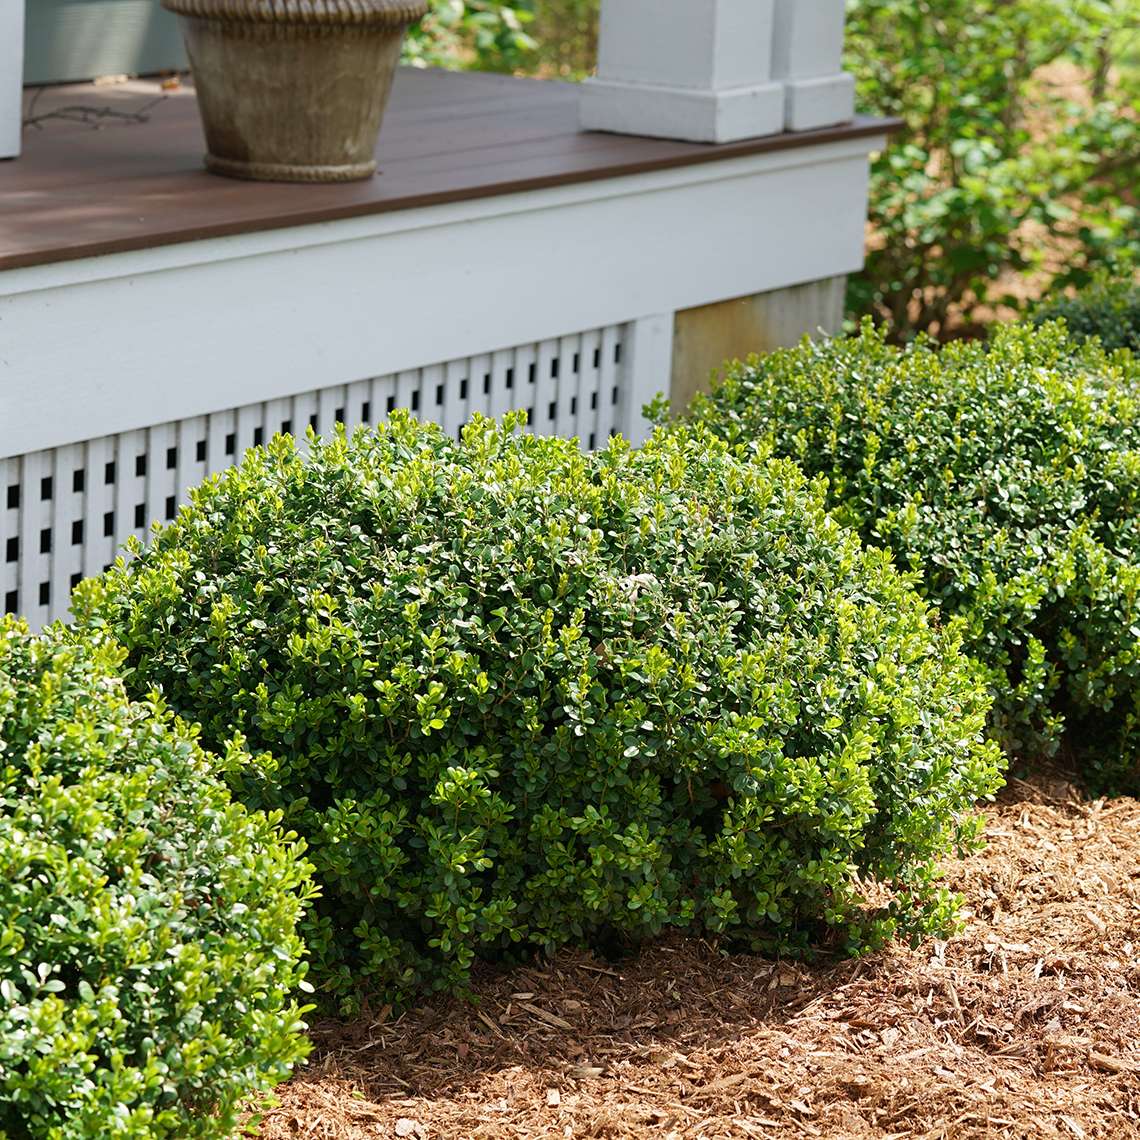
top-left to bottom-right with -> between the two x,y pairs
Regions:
785,73 -> 856,132
580,77 -> 786,144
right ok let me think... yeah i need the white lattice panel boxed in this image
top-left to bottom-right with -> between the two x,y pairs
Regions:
2,325 -> 633,629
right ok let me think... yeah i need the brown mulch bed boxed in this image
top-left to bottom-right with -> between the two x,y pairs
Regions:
253,775 -> 1140,1139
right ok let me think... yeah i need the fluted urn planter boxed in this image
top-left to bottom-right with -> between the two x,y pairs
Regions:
162,0 -> 428,182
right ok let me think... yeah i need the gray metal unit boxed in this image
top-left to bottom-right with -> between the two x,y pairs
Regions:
24,0 -> 186,85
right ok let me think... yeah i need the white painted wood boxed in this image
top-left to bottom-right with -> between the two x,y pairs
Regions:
316,384 -> 345,440
368,374 -> 397,429
781,74 -> 856,133
206,408 -> 235,476
487,349 -> 515,421
465,354 -> 491,424
176,415 -> 207,512
0,1 -> 23,160
0,137 -> 881,460
594,0 -> 769,91
263,396 -> 293,444
555,334 -> 579,442
115,429 -> 148,547
771,0 -> 855,131
581,0 -> 783,142
619,315 -> 674,447
338,381 -> 366,433
81,435 -> 114,580
19,451 -> 51,629
574,328 -> 601,450
0,456 -> 15,615
772,0 -> 845,79
580,80 -> 786,146
420,362 -> 445,430
595,325 -> 622,447
49,444 -> 77,623
395,370 -> 421,422
290,390 -> 318,454
145,421 -> 175,535
235,402 -> 261,462
441,359 -> 466,438
532,340 -> 559,437
514,342 -> 539,433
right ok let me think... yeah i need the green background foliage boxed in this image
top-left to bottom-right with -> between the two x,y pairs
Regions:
403,1 -> 537,72
681,321 -> 1140,792
0,619 -> 313,1139
845,0 -> 1140,339
76,416 -> 1000,1013
1033,265 -> 1140,352
403,1 -> 596,75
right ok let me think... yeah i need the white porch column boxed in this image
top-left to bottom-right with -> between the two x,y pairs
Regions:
1,0 -> 22,159
771,0 -> 855,131
579,0 -> 785,144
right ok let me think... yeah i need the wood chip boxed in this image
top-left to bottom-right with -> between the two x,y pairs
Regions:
475,1009 -> 503,1037
518,1001 -> 573,1031
566,1063 -> 606,1079
1088,1050 -> 1138,1074
687,1072 -> 750,1100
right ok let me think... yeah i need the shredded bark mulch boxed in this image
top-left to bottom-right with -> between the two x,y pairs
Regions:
252,774 -> 1140,1139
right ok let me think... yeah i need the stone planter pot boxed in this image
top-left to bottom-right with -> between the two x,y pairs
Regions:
162,0 -> 428,182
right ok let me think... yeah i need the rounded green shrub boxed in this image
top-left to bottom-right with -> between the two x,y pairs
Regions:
0,619 -> 313,1139
1032,269 -> 1140,354
75,414 -> 1001,1011
683,320 -> 1140,791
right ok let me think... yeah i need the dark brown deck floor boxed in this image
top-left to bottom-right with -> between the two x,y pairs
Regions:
1,69 -> 896,272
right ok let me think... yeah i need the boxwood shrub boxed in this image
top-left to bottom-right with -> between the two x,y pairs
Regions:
75,414 -> 1001,1010
1032,269 -> 1140,354
683,320 -> 1140,791
0,618 -> 313,1139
